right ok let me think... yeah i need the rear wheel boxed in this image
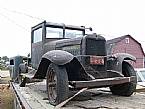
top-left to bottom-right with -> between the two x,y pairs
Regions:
46,63 -> 69,106
110,61 -> 137,96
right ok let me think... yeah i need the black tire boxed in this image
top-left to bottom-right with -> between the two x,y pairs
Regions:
46,63 -> 69,106
18,69 -> 23,84
18,74 -> 23,84
110,61 -> 137,96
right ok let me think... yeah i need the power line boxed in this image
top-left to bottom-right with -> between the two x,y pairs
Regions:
0,7 -> 44,32
0,12 -> 29,32
0,7 -> 45,21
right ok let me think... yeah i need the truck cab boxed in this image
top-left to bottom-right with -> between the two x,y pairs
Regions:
31,21 -> 85,69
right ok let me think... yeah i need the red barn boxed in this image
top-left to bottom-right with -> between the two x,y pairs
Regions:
107,35 -> 145,68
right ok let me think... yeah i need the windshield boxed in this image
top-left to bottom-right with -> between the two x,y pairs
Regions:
65,29 -> 83,38
46,27 -> 63,38
46,27 -> 84,39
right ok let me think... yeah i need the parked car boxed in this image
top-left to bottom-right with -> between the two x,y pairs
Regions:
135,68 -> 145,86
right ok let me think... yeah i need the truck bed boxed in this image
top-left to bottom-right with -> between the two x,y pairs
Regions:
11,80 -> 145,109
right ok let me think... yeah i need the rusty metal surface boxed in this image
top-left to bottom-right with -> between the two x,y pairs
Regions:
107,53 -> 136,73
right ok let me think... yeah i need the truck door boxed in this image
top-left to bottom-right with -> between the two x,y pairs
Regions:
31,27 -> 43,69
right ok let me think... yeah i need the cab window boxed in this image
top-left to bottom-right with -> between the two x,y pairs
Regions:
10,59 -> 14,65
33,28 -> 42,43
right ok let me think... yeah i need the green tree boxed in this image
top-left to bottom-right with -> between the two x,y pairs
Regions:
0,56 -> 9,70
2,56 -> 9,62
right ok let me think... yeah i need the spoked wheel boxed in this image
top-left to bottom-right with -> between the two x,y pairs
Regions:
47,68 -> 57,103
46,63 -> 69,106
110,61 -> 137,96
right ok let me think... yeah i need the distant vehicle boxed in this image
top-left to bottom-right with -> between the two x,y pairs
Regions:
135,68 -> 145,86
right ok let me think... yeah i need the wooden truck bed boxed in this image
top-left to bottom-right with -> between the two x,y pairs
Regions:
11,80 -> 145,109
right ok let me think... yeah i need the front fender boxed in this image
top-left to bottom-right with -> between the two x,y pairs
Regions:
42,50 -> 74,65
113,53 -> 136,62
107,53 -> 136,75
33,50 -> 74,79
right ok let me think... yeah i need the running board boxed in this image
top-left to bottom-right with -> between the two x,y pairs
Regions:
69,76 -> 136,89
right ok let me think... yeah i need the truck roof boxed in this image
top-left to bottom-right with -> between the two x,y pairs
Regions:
31,21 -> 85,31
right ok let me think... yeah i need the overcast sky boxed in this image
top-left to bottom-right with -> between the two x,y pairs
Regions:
0,0 -> 145,57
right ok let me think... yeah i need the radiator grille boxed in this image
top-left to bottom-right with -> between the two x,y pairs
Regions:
86,39 -> 106,56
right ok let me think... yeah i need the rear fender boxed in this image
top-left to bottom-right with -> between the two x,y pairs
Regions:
33,50 -> 74,79
107,53 -> 136,76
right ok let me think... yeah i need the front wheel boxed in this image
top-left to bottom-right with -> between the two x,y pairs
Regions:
110,61 -> 137,96
46,63 -> 69,106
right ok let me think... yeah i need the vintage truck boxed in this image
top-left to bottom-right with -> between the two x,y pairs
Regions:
9,21 -> 137,106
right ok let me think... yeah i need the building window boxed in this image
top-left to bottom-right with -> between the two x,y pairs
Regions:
125,38 -> 129,44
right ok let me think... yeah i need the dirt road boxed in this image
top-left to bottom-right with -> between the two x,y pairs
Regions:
0,70 -> 10,78
0,70 -> 10,84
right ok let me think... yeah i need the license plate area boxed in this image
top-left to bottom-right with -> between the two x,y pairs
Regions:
90,56 -> 104,65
